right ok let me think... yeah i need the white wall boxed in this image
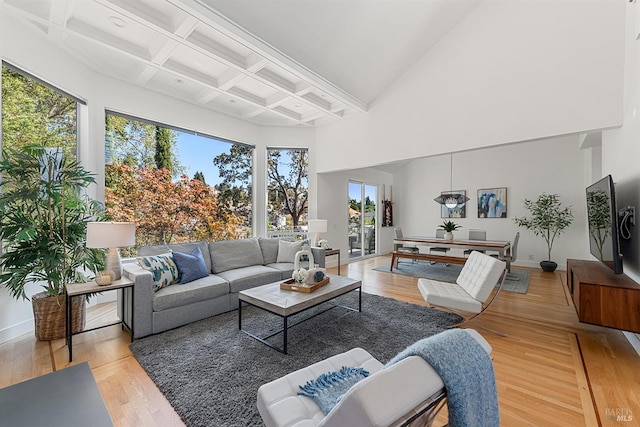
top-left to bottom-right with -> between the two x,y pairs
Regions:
316,0 -> 625,173
391,136 -> 589,269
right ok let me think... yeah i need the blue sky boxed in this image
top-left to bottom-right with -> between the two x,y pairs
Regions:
175,132 -> 228,186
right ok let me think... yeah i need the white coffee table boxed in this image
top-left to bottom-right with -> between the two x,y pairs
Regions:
238,275 -> 362,354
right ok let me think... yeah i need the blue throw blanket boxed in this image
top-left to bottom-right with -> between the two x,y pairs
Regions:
386,329 -> 500,427
297,366 -> 369,415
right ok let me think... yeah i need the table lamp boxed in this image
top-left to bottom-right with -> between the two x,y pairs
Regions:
308,219 -> 327,247
86,222 -> 136,282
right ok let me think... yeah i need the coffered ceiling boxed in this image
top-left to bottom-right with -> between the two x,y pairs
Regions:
2,0 -> 479,127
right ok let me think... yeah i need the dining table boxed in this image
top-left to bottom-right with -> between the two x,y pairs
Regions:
391,236 -> 511,270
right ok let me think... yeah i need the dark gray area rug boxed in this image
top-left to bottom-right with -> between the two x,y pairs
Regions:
373,262 -> 530,294
129,292 -> 461,427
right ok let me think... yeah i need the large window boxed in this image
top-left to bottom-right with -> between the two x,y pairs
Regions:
1,63 -> 78,157
266,148 -> 309,235
104,112 -> 253,247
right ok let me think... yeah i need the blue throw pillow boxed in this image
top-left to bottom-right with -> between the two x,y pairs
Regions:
173,247 -> 209,284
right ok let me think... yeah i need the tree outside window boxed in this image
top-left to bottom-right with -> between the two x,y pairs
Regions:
104,113 -> 250,247
1,65 -> 77,157
266,149 -> 309,232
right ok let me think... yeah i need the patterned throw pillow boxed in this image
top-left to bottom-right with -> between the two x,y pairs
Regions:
137,253 -> 180,292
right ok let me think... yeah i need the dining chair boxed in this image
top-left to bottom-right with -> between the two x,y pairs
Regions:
429,229 -> 450,256
463,229 -> 487,257
394,227 -> 419,264
491,232 -> 519,273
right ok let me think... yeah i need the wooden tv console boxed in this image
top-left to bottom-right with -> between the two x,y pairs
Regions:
567,259 -> 640,333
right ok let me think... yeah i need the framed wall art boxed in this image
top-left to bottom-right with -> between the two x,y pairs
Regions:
440,190 -> 466,218
477,187 -> 507,218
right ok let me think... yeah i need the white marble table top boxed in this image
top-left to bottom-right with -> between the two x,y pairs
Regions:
239,275 -> 361,317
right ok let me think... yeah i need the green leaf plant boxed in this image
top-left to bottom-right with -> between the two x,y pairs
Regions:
514,193 -> 574,262
439,220 -> 462,232
0,146 -> 104,300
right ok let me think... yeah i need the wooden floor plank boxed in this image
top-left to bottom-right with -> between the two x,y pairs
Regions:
1,254 -> 638,426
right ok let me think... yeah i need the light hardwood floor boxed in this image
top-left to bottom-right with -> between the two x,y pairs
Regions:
1,255 -> 639,426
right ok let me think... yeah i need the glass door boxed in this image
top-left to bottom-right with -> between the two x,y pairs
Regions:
348,181 -> 377,260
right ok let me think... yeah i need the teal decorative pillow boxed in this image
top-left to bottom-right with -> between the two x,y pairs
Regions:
173,246 -> 209,284
137,253 -> 179,292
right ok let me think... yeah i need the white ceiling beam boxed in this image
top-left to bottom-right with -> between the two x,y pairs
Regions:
245,54 -> 269,73
265,93 -> 290,109
242,108 -> 265,119
99,0 -> 351,120
1,1 -> 338,127
174,15 -> 199,38
47,0 -> 74,44
195,89 -> 220,104
217,69 -> 246,91
178,0 -> 368,113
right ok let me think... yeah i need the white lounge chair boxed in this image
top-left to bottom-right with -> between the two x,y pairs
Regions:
257,329 -> 492,427
418,251 -> 506,335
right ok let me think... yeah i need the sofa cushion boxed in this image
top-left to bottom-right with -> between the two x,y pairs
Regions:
276,240 -> 304,263
137,253 -> 180,292
173,246 -> 209,284
266,263 -> 295,280
209,238 -> 265,273
258,237 -> 280,264
138,241 -> 212,274
152,274 -> 230,312
216,265 -> 282,293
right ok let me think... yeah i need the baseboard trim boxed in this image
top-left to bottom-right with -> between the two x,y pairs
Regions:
0,318 -> 34,344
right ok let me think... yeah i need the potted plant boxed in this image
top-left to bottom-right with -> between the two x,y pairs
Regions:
514,193 -> 573,272
439,220 -> 461,240
0,146 -> 104,340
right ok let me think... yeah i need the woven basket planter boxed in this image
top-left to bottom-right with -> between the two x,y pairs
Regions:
32,291 -> 86,340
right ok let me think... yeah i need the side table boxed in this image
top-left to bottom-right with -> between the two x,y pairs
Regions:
324,248 -> 341,275
65,277 -> 134,362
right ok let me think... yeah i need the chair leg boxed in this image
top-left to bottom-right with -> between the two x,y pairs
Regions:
425,270 -> 508,336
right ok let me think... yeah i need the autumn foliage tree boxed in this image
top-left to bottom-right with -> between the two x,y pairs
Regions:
105,164 -> 238,247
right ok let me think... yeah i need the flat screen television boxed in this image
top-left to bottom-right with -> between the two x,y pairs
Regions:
586,175 -> 623,274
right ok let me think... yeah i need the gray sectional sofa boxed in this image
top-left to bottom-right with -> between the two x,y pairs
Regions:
121,237 -> 325,338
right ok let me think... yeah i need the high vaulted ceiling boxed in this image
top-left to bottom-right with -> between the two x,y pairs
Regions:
2,0 -> 479,127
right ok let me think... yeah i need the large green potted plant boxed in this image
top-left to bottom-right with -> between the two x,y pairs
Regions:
514,193 -> 574,272
0,146 -> 103,340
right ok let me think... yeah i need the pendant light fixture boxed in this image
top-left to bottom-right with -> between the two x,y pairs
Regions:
434,153 -> 469,208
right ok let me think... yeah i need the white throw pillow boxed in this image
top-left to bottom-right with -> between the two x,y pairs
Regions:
276,240 -> 304,263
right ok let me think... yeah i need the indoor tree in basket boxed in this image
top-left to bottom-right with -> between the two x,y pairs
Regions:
439,220 -> 462,240
514,193 -> 573,272
0,146 -> 104,340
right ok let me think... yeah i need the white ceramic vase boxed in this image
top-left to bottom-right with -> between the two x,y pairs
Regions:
444,231 -> 454,240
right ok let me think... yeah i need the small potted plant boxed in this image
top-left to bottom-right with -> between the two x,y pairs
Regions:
439,220 -> 461,240
514,193 -> 573,272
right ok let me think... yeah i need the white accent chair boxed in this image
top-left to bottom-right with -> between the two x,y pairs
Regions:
418,251 -> 506,335
257,329 -> 491,427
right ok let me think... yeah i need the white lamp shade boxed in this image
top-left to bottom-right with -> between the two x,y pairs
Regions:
86,222 -> 136,248
308,219 -> 328,233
